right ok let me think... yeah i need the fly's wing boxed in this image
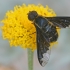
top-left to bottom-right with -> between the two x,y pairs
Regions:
46,17 -> 70,28
36,27 -> 51,67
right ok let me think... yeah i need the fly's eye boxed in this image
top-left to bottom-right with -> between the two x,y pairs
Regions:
28,11 -> 38,21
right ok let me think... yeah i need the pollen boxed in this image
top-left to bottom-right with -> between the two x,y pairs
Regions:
1,4 -> 59,51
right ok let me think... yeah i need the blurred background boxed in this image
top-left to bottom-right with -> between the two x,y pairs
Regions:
0,0 -> 70,70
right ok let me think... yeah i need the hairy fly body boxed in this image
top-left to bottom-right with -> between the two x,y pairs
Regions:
28,11 -> 70,66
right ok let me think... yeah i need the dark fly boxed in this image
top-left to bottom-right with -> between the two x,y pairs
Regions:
27,11 -> 70,66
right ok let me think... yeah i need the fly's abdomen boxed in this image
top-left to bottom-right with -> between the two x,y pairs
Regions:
43,25 -> 58,43
49,29 -> 58,42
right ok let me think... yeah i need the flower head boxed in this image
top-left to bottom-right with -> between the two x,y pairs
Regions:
1,4 -> 60,51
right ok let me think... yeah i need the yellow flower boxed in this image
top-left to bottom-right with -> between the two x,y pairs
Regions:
1,4 -> 60,51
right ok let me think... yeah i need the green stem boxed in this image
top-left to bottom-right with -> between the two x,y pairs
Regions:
28,48 -> 34,70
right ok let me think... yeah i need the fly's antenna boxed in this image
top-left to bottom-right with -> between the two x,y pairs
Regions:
27,11 -> 38,21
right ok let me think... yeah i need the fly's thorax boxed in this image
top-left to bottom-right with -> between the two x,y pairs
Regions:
34,16 -> 49,28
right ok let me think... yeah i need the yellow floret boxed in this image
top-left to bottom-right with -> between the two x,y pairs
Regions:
1,4 -> 60,51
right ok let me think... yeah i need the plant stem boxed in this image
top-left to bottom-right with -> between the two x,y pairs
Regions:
28,48 -> 34,70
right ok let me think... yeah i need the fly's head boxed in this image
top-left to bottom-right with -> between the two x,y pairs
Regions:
28,11 -> 38,21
